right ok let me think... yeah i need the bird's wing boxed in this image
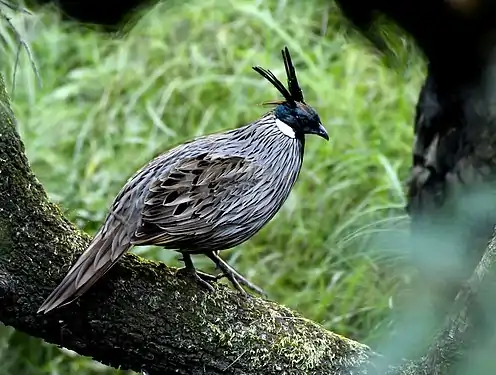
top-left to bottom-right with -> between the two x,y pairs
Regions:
131,153 -> 266,247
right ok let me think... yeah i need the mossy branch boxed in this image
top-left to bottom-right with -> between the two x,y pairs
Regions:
0,73 -> 375,374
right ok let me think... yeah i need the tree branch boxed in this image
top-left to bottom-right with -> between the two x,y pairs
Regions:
0,75 -> 374,374
383,228 -> 496,375
413,228 -> 496,375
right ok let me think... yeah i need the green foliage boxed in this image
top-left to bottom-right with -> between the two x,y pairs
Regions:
0,0 -> 425,373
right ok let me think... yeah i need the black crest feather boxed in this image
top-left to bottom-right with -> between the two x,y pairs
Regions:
252,47 -> 305,106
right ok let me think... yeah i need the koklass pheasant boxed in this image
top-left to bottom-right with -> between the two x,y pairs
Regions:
38,47 -> 328,314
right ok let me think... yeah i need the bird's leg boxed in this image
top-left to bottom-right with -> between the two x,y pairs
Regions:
177,253 -> 217,292
213,250 -> 222,272
209,251 -> 227,280
206,252 -> 266,297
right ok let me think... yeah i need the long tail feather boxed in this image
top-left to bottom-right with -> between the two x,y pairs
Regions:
37,232 -> 131,314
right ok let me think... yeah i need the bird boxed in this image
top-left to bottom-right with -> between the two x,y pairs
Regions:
37,47 -> 329,314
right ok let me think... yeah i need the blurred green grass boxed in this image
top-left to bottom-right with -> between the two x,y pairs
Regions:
0,0 -> 425,373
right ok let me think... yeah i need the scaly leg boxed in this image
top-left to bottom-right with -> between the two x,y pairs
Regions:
206,252 -> 266,296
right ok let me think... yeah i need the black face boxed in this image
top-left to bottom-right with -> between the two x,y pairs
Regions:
274,102 -> 329,140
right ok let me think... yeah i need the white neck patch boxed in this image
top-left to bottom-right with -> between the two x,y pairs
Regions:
275,118 -> 296,138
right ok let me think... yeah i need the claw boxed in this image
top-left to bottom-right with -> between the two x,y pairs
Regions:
196,270 -> 223,282
206,252 -> 266,297
177,253 -> 217,292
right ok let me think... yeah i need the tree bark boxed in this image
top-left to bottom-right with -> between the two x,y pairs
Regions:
386,227 -> 496,375
0,75 -> 375,374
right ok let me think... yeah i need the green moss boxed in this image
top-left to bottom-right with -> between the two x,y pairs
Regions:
0,218 -> 11,256
187,294 -> 372,373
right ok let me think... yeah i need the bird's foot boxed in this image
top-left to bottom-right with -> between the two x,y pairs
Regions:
177,253 -> 223,292
206,252 -> 267,297
196,270 -> 224,282
176,267 -> 216,292
227,271 -> 266,297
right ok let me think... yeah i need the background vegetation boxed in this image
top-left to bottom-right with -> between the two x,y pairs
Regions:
0,0 -> 425,373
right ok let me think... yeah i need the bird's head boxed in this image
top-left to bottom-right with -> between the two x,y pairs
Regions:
252,47 -> 329,141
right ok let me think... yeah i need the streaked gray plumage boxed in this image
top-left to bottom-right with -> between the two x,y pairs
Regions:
38,47 -> 328,314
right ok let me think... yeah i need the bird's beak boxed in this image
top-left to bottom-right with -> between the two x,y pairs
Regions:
311,123 -> 329,141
